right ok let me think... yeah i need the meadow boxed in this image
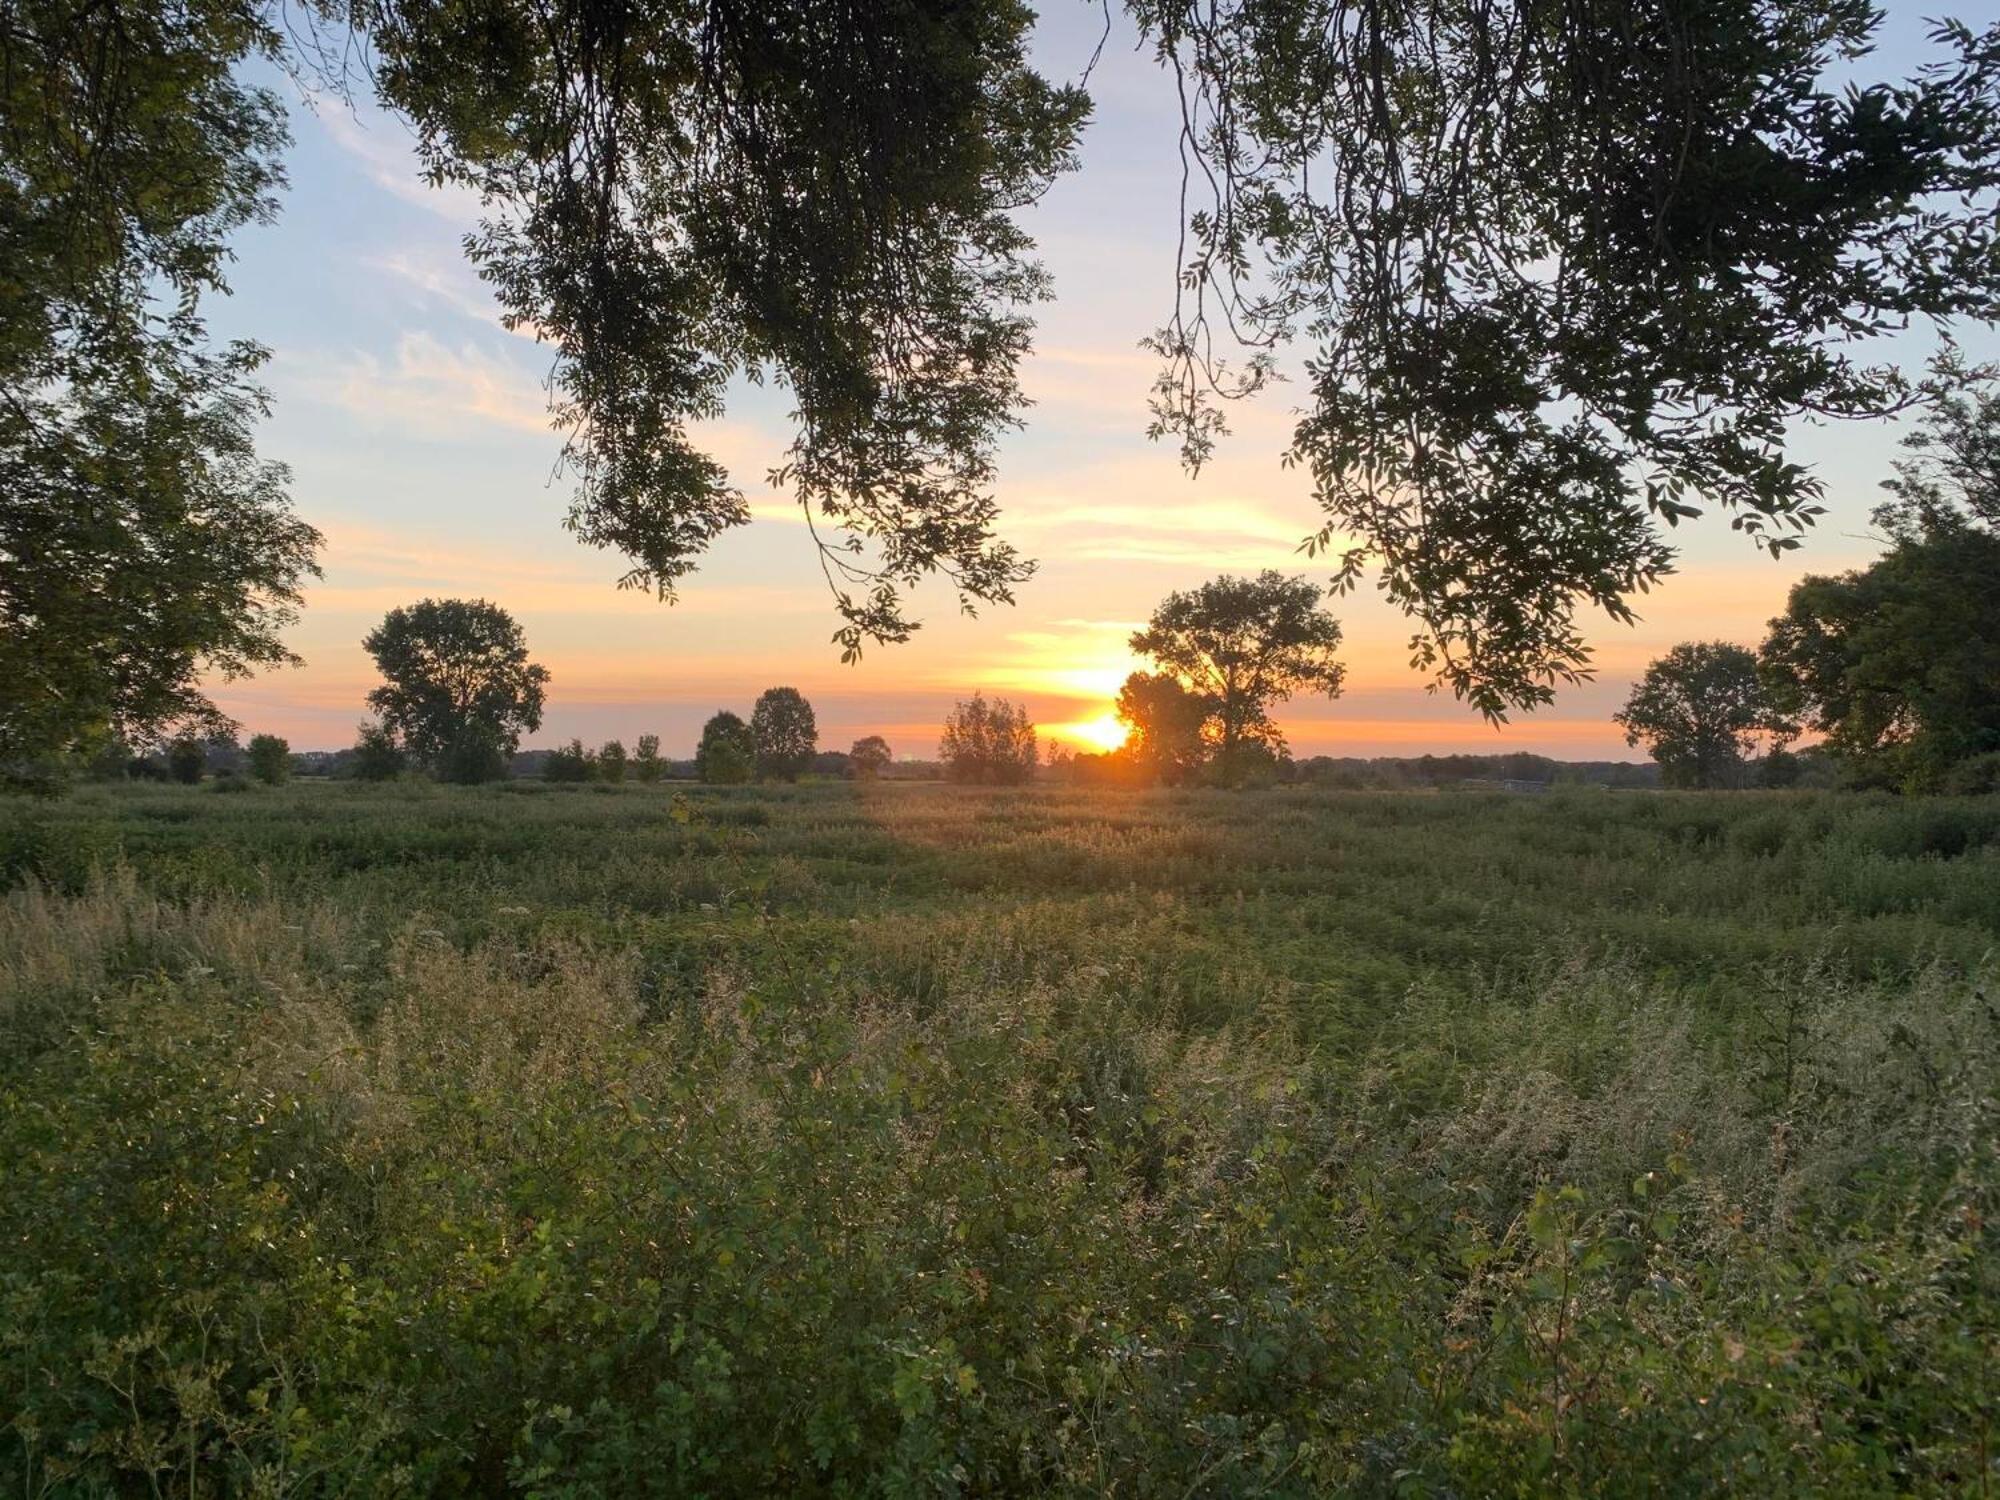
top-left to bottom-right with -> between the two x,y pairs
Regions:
3,780 -> 1997,1496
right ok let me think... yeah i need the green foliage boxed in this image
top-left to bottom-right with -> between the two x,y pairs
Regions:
349,722 -> 405,783
597,739 -> 628,784
696,712 -> 755,785
632,733 -> 663,784
363,599 -> 550,782
1135,0 -> 2000,717
1763,527 -> 2000,792
543,739 -> 595,784
0,0 -> 323,792
362,0 -> 1085,658
750,688 -> 817,782
1129,572 -> 1344,772
244,733 -> 289,786
1616,642 -> 1795,789
164,738 -> 205,785
939,694 -> 1036,784
848,735 -> 893,780
1,783 -> 1997,1492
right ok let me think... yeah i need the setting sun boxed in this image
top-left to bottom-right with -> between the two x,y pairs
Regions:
1056,712 -> 1130,753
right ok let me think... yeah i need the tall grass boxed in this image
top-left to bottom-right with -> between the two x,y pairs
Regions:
2,784 -> 1995,1494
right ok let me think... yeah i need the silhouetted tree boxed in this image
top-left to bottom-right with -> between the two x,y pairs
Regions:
1114,672 -> 1209,785
849,735 -> 893,780
350,723 -> 405,782
696,712 -> 756,785
939,695 -> 1036,785
1761,386 -> 2000,792
750,688 -> 817,781
1615,644 -> 1794,789
598,739 -> 628,783
544,739 -> 595,783
363,600 -> 549,784
166,737 -> 206,785
246,733 -> 290,785
1130,573 -> 1344,782
633,733 -> 664,783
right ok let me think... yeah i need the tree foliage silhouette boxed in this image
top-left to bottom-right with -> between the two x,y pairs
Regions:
750,688 -> 818,782
1615,644 -> 1793,789
363,600 -> 549,784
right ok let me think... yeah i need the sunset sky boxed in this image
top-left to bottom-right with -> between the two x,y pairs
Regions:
204,4 -> 1986,760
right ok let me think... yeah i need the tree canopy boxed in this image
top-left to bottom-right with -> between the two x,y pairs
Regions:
0,0 -> 321,792
1114,672 -> 1208,785
750,688 -> 819,782
362,599 -> 549,783
1129,573 -> 1345,770
696,711 -> 756,785
1614,643 -> 1793,790
849,735 -> 894,780
1133,0 -> 2000,716
1761,384 -> 2000,792
939,694 -> 1037,784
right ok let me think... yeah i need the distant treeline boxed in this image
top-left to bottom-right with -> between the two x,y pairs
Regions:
270,746 -> 951,783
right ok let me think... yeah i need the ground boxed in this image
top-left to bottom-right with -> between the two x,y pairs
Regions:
3,781 -> 1997,1494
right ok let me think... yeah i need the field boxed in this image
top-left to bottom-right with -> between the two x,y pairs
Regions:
4,781 -> 1998,1495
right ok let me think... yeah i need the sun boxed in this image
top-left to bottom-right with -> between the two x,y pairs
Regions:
1062,713 -> 1129,753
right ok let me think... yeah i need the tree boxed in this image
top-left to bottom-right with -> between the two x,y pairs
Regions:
696,712 -> 756,785
0,0 -> 322,793
939,695 -> 1037,785
1114,672 -> 1208,785
363,600 -> 550,784
1614,644 -> 1794,790
849,735 -> 893,780
1760,384 -> 2000,792
543,739 -> 594,783
633,734 -> 664,784
246,733 -> 290,785
166,737 -> 206,785
350,723 -> 405,782
1129,573 -> 1345,778
1762,544 -> 2000,794
598,739 -> 628,784
750,688 -> 818,782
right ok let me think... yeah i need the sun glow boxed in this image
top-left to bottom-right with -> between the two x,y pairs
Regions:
1056,713 -> 1130,753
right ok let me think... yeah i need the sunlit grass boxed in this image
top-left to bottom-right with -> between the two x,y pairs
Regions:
2,781 -> 1996,1493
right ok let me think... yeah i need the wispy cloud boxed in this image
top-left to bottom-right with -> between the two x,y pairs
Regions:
315,105 -> 486,224
283,333 -> 556,439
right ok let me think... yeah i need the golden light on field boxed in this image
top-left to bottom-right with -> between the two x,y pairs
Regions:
1053,713 -> 1129,753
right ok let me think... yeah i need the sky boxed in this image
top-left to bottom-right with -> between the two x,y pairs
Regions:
202,4 -> 1987,760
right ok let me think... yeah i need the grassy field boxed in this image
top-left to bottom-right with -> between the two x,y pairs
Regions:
3,781 -> 1997,1495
